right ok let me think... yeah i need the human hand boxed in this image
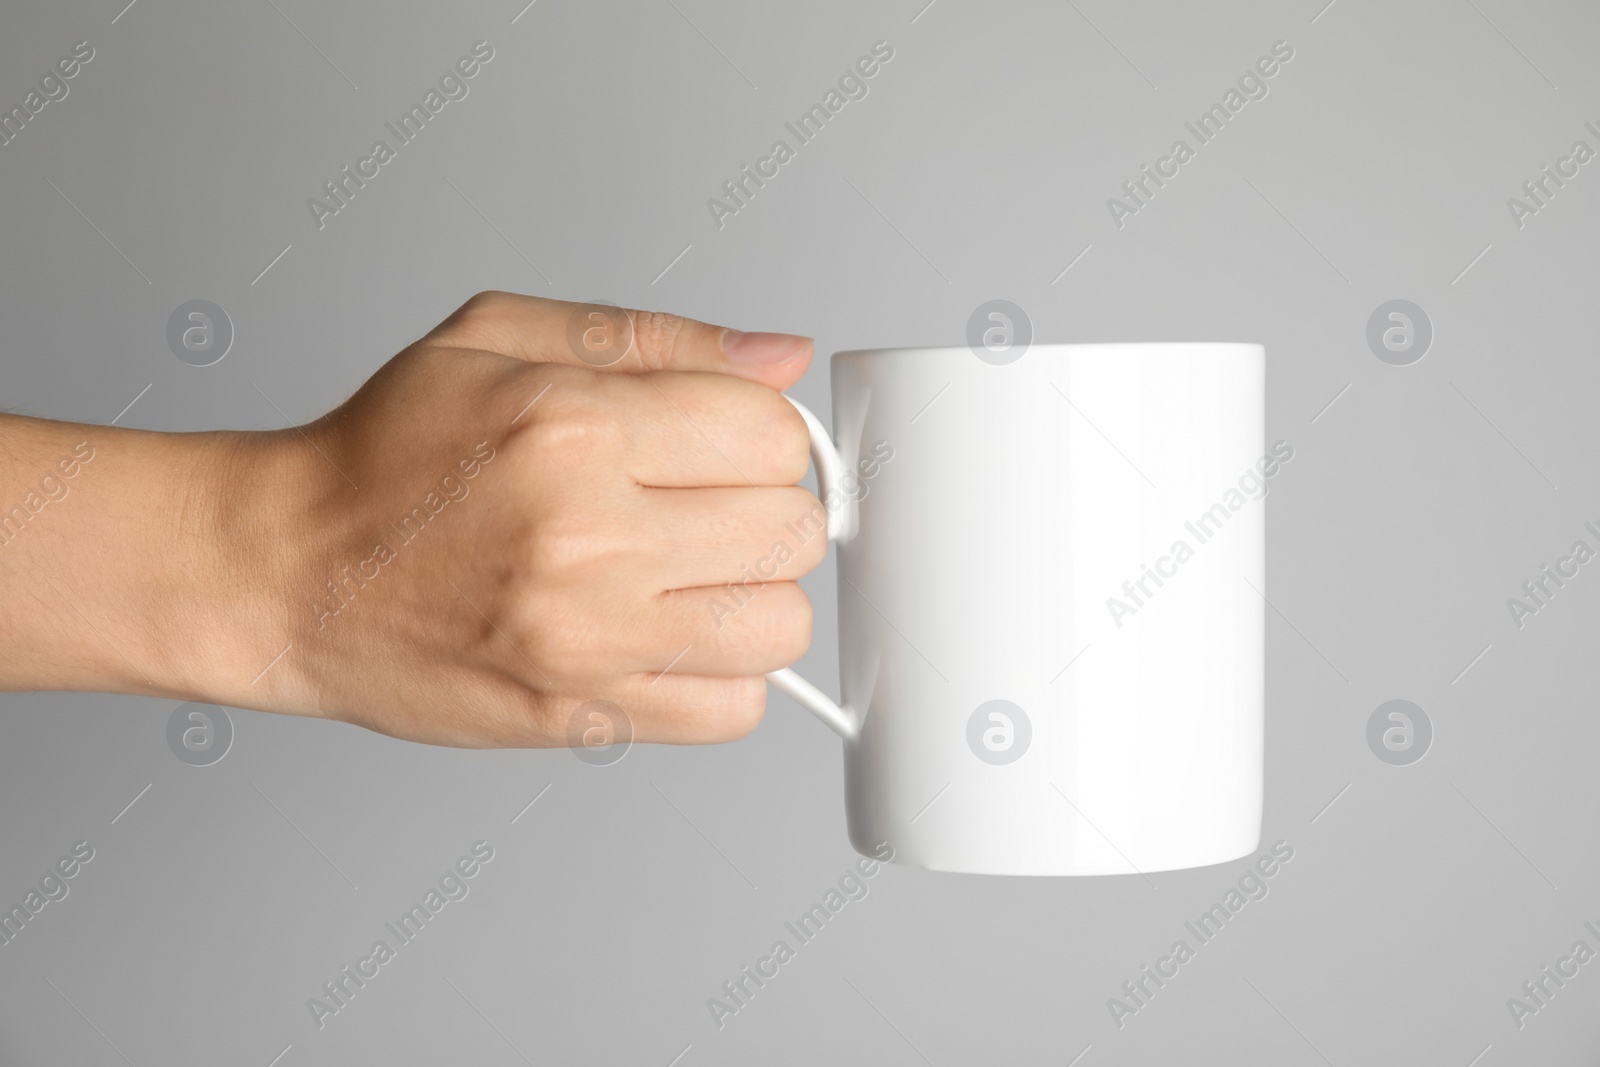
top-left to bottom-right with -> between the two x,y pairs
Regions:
0,293 -> 826,748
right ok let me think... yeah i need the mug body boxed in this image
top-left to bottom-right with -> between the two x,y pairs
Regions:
830,344 -> 1266,876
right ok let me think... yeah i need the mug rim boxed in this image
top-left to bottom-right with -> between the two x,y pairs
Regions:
833,342 -> 1264,360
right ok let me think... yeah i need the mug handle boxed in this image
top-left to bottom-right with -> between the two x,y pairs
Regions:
765,397 -> 858,741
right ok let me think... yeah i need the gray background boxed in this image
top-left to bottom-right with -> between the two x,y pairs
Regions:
0,0 -> 1596,1063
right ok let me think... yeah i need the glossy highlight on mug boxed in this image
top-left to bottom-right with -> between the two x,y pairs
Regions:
770,343 -> 1266,876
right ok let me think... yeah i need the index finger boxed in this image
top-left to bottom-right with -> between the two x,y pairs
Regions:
426,291 -> 814,392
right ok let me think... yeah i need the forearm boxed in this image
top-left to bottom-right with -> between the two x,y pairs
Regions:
0,414 -> 301,703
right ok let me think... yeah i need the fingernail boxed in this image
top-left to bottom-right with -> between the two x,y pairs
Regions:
721,329 -> 812,365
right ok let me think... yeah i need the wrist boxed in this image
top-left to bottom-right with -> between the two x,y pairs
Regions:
177,427 -> 331,714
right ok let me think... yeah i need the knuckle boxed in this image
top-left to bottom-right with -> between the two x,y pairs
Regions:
462,289 -> 515,316
525,512 -> 615,583
745,395 -> 806,486
700,678 -> 768,742
454,594 -> 588,700
501,602 -> 557,664
524,406 -> 601,460
716,581 -> 810,665
439,290 -> 513,340
766,394 -> 812,483
630,309 -> 689,369
770,582 -> 814,663
503,687 -> 564,745
775,488 -> 829,572
694,380 -> 811,484
516,615 -> 594,682
512,371 -> 621,461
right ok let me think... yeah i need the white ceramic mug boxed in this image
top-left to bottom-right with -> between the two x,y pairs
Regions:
769,343 -> 1268,876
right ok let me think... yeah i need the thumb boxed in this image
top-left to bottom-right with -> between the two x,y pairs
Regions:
429,291 -> 814,391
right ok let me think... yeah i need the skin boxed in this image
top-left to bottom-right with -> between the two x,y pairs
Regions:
0,291 -> 827,747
